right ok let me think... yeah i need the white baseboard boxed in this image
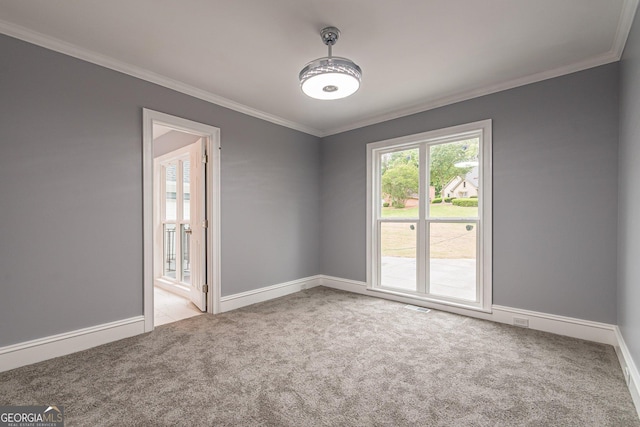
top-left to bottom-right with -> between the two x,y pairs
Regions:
220,275 -> 322,312
0,274 -> 623,385
319,275 -> 616,345
0,316 -> 145,372
491,305 -> 616,345
614,327 -> 640,419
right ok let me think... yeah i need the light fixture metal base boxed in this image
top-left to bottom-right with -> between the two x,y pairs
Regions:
320,27 -> 340,46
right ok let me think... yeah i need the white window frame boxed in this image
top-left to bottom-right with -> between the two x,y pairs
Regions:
366,120 -> 492,312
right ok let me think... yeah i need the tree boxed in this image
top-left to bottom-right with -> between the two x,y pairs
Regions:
429,140 -> 478,198
380,141 -> 477,208
381,148 -> 418,175
382,163 -> 418,208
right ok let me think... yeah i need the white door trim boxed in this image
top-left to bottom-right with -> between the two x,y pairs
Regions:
143,109 -> 221,332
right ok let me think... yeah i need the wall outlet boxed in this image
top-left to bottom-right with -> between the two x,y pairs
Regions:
513,317 -> 529,328
624,367 -> 631,385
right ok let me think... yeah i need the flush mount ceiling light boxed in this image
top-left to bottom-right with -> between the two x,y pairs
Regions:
299,26 -> 362,100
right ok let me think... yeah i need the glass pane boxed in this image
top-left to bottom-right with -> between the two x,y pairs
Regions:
429,222 -> 477,301
163,223 -> 177,279
183,160 -> 191,221
380,148 -> 419,218
165,163 -> 177,221
429,139 -> 479,218
380,222 -> 417,291
181,224 -> 191,284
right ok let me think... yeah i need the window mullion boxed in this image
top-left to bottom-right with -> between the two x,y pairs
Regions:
417,144 -> 427,294
161,165 -> 167,223
376,219 -> 382,289
373,152 -> 382,289
176,160 -> 183,283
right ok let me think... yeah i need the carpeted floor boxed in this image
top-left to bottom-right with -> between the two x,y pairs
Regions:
1,287 -> 638,426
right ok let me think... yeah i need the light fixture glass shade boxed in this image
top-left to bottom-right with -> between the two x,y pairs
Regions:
299,57 -> 362,100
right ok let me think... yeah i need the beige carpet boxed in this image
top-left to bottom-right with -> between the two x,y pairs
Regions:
0,287 -> 638,426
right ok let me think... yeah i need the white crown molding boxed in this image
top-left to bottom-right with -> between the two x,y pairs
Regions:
322,0 -> 640,137
0,19 -> 324,138
2,0 -> 638,140
321,51 -> 620,137
613,0 -> 640,59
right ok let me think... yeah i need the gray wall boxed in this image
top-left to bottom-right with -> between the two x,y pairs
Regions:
0,29 -> 625,348
619,8 -> 640,370
321,64 -> 620,324
0,35 -> 321,347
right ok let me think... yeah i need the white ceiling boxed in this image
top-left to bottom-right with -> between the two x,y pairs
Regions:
1,0 -> 637,137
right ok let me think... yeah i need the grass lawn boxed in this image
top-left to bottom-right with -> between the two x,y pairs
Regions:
381,203 -> 477,259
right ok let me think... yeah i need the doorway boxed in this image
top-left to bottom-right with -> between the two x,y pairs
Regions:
143,109 -> 221,332
153,135 -> 204,325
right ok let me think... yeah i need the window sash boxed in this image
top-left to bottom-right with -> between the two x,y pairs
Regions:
367,120 -> 492,312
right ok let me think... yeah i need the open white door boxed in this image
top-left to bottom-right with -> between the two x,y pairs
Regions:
144,108 -> 221,332
189,138 -> 207,311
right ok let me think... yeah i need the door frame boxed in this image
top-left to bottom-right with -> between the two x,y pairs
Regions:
142,109 -> 221,332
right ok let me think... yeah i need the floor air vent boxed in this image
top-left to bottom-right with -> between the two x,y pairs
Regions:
404,305 -> 431,313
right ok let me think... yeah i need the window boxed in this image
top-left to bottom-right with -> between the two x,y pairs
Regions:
159,150 -> 194,288
366,120 -> 492,311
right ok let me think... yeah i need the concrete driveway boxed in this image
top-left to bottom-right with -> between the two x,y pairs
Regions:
380,256 -> 476,301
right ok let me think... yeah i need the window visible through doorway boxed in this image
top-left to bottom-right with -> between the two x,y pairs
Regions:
158,146 -> 196,290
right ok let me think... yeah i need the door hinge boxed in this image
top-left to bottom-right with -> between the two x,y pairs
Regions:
202,219 -> 208,228
202,154 -> 208,164
202,284 -> 209,293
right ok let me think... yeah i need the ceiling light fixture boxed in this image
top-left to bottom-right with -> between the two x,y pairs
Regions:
299,27 -> 362,100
